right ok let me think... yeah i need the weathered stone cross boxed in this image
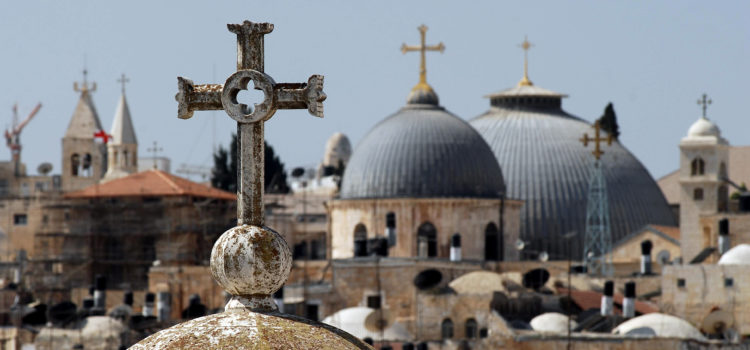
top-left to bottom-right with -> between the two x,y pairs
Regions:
176,21 -> 326,227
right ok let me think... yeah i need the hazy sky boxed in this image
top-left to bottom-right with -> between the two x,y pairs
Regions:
1,1 -> 747,181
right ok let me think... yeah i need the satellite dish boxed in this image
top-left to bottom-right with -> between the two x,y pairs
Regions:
538,251 -> 549,262
364,308 -> 395,332
701,309 -> 734,335
656,250 -> 671,265
515,239 -> 526,251
37,162 -> 53,175
413,269 -> 442,290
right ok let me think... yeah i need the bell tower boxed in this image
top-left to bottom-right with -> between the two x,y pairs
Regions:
679,94 -> 729,262
102,74 -> 138,182
62,70 -> 107,192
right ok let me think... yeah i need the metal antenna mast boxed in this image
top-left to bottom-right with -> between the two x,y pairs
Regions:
580,120 -> 613,276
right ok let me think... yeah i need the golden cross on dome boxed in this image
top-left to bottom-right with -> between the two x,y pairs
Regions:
401,25 -> 445,88
580,120 -> 612,161
697,93 -> 712,119
518,36 -> 534,86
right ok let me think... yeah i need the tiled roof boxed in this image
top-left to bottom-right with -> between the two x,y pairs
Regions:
65,170 -> 235,200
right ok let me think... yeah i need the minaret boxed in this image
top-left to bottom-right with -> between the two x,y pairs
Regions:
103,74 -> 138,182
62,69 -> 107,192
679,94 -> 729,262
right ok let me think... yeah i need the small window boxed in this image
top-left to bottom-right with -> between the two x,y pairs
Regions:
694,188 -> 704,200
42,215 -> 48,224
441,319 -> 454,339
725,278 -> 734,288
306,303 -> 319,321
677,278 -> 686,288
465,318 -> 478,339
13,214 -> 27,226
366,294 -> 382,309
691,157 -> 705,176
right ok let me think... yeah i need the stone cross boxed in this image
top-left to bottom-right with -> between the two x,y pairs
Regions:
580,120 -> 612,161
117,73 -> 130,94
401,25 -> 444,88
176,21 -> 326,227
697,93 -> 712,118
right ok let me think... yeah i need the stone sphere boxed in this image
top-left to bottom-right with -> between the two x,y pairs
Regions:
210,225 -> 292,297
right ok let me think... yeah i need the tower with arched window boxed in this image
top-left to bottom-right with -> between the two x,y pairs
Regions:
679,109 -> 729,262
62,75 -> 107,192
102,87 -> 138,181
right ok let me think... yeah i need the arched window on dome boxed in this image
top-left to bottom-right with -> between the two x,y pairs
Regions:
718,185 -> 729,212
485,222 -> 501,261
694,188 -> 704,201
417,222 -> 437,258
691,157 -> 705,176
441,318 -> 454,339
465,318 -> 478,339
353,223 -> 368,257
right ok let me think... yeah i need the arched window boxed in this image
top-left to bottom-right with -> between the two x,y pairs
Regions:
82,153 -> 92,177
465,318 -> 478,339
417,222 -> 437,258
694,188 -> 704,200
691,157 -> 705,176
441,318 -> 454,339
71,154 -> 80,176
122,150 -> 129,167
385,212 -> 396,246
485,222 -> 501,261
353,223 -> 368,257
718,185 -> 729,212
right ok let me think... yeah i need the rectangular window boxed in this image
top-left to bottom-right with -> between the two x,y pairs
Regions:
366,294 -> 382,309
677,278 -> 686,288
725,278 -> 734,288
13,214 -> 27,226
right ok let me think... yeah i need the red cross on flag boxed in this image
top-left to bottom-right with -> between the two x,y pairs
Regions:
94,130 -> 113,144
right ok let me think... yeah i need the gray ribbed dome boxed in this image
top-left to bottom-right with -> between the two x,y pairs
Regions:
470,85 -> 676,258
340,103 -> 505,199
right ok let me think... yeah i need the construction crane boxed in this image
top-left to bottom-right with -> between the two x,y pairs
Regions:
5,103 -> 41,176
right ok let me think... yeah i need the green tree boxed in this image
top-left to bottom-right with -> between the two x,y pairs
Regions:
731,182 -> 747,200
211,133 -> 290,194
597,102 -> 620,139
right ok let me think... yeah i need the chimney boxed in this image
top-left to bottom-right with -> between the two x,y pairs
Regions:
402,343 -> 414,350
82,298 -> 94,314
623,281 -> 636,318
92,275 -> 107,315
273,287 -> 284,311
143,292 -> 155,317
450,233 -> 461,262
157,291 -> 171,322
600,280 -> 614,316
719,218 -> 730,255
123,291 -> 134,307
640,240 -> 653,275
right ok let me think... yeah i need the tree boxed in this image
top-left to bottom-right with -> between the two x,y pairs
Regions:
211,133 -> 290,194
731,182 -> 747,200
597,102 -> 620,139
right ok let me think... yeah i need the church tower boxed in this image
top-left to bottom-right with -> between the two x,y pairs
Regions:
62,71 -> 107,192
679,94 -> 729,262
102,74 -> 138,182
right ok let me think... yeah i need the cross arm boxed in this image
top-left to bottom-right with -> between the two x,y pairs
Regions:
275,75 -> 326,118
176,77 -> 223,120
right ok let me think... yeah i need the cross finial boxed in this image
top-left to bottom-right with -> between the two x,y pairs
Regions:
117,73 -> 130,94
147,141 -> 163,169
697,93 -> 712,119
401,24 -> 445,88
580,120 -> 612,161
74,67 -> 97,93
518,36 -> 534,86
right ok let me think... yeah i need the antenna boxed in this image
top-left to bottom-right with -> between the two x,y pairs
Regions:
656,250 -> 671,265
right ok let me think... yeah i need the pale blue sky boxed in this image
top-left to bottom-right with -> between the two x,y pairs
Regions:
1,1 -> 747,180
